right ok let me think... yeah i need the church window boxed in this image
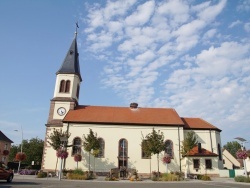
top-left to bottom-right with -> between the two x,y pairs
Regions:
141,140 -> 151,159
119,139 -> 128,157
65,80 -> 70,93
59,80 -> 65,93
164,140 -> 173,158
218,143 -> 222,160
97,138 -> 105,158
72,137 -> 81,155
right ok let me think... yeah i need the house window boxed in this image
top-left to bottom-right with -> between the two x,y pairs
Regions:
205,159 -> 212,169
193,159 -> 200,169
223,159 -> 225,164
164,140 -> 173,158
59,80 -> 65,92
4,144 -> 8,150
98,138 -> 105,158
72,137 -> 81,155
141,140 -> 151,159
119,139 -> 128,157
65,80 -> 70,93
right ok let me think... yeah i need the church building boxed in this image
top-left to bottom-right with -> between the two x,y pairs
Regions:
42,30 -> 223,176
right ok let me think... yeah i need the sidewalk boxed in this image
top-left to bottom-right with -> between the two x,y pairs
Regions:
13,174 -> 238,184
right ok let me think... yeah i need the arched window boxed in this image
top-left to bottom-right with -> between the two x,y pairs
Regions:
141,140 -> 151,159
65,80 -> 70,93
164,140 -> 173,158
97,138 -> 105,158
59,80 -> 65,93
119,139 -> 128,157
72,137 -> 81,155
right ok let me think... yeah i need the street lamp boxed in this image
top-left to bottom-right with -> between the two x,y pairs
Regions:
235,137 -> 248,176
59,136 -> 67,181
14,125 -> 23,174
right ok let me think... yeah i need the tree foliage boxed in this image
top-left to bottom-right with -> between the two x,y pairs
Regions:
83,129 -> 100,152
142,128 -> 165,177
181,131 -> 198,156
142,128 -> 165,156
223,141 -> 241,158
9,137 -> 44,165
47,129 -> 71,150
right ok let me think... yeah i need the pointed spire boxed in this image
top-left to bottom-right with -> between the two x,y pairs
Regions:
56,29 -> 82,81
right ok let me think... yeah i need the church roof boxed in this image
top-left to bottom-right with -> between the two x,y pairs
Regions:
0,131 -> 13,143
185,145 -> 218,157
182,117 -> 221,131
63,105 -> 184,126
56,36 -> 82,81
63,105 -> 220,131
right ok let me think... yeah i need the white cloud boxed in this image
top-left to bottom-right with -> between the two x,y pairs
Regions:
237,0 -> 250,12
125,1 -> 155,26
228,20 -> 242,28
244,22 -> 250,32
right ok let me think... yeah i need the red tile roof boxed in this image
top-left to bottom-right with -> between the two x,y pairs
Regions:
185,145 -> 218,157
182,117 -> 221,131
63,105 -> 184,125
62,105 -> 220,131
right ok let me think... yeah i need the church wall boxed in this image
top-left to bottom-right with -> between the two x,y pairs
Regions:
59,123 -> 184,174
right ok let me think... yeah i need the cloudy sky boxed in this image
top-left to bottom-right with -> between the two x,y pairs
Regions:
0,0 -> 249,149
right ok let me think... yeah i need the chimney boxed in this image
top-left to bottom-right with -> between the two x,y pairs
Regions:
130,103 -> 138,109
198,143 -> 202,153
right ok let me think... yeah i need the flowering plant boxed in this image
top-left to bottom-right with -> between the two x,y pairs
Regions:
15,152 -> 27,161
236,149 -> 248,159
2,150 -> 9,156
162,155 -> 171,164
56,148 -> 68,159
74,154 -> 82,162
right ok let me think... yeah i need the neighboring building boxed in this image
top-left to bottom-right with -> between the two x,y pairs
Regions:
222,149 -> 240,169
0,131 -> 13,165
42,31 -> 224,176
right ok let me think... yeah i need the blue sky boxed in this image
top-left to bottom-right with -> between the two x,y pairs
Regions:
0,0 -> 250,149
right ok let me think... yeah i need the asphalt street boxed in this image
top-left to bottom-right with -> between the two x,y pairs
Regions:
0,175 -> 249,188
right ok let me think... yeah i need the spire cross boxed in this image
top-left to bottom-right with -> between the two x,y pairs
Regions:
75,22 -> 79,36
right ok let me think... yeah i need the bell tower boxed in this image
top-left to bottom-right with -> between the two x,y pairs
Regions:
47,27 -> 82,126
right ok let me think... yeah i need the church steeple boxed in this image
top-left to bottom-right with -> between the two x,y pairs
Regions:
56,35 -> 82,81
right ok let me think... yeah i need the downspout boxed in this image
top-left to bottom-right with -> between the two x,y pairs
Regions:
209,129 -> 213,153
178,125 -> 181,172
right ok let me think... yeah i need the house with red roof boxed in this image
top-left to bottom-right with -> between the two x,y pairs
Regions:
42,31 -> 223,176
0,131 -> 13,165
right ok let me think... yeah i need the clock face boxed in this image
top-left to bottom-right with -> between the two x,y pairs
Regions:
57,107 -> 66,116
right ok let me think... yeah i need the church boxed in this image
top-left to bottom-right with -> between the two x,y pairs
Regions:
42,30 -> 223,176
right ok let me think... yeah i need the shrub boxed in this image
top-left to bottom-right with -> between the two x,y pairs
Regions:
37,171 -> 47,178
72,168 -> 84,175
159,172 -> 183,181
201,175 -> 211,181
235,176 -> 250,183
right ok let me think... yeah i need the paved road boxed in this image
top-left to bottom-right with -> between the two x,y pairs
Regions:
0,176 -> 249,188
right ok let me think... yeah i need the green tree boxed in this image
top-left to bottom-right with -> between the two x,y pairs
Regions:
83,129 -> 100,172
9,137 -> 44,166
223,141 -> 241,158
181,131 -> 198,156
47,129 -> 71,172
142,128 -> 165,178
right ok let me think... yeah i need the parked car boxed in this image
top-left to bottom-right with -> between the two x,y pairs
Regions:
0,163 -> 14,183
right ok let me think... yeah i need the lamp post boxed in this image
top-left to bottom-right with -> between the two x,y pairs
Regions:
14,125 -> 23,174
235,137 -> 248,176
59,136 -> 67,181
